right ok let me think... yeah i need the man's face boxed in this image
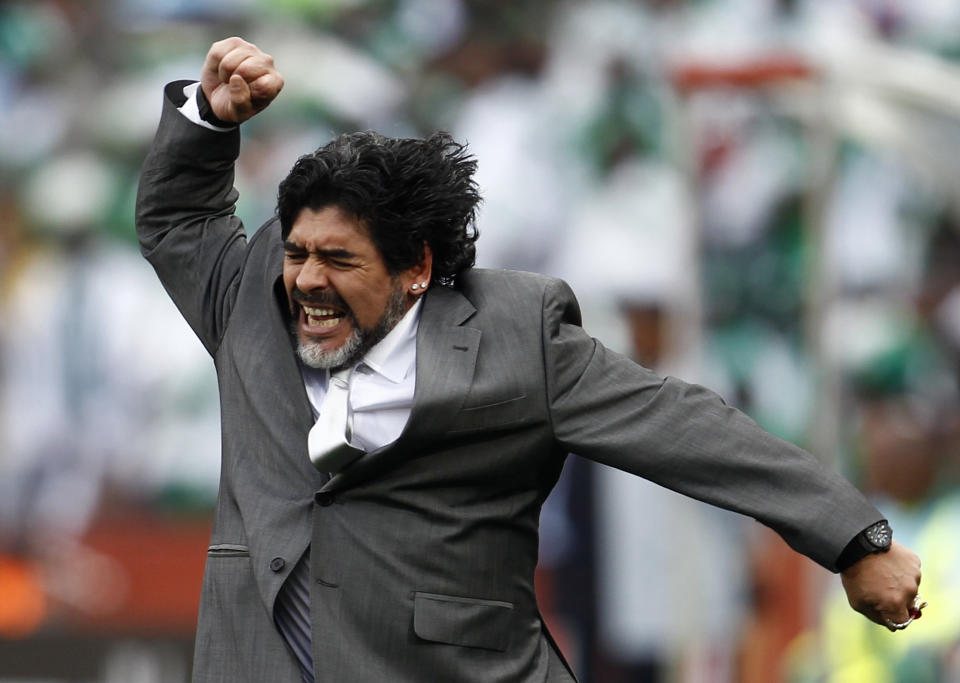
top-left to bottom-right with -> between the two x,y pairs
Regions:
282,206 -> 428,369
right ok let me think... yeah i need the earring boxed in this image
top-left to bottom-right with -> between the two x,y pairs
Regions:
411,283 -> 420,291
419,282 -> 428,289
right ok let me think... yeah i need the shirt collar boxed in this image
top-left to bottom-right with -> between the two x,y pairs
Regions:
359,297 -> 422,384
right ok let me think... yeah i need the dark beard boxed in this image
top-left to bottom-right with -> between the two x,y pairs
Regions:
294,280 -> 409,370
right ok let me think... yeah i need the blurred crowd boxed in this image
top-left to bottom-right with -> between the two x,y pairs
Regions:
2,0 -> 960,681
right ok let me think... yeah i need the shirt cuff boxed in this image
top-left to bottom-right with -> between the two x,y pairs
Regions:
177,82 -> 236,132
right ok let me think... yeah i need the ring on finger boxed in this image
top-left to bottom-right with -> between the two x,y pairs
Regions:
910,593 -> 928,618
886,615 -> 915,630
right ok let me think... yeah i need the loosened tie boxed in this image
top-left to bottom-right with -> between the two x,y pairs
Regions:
308,368 -> 364,473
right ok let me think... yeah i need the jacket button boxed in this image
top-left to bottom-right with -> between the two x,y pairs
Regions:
314,491 -> 335,507
269,557 -> 286,572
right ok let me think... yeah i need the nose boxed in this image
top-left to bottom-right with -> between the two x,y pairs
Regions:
296,256 -> 330,292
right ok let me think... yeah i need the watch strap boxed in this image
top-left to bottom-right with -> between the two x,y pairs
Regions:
835,520 -> 892,572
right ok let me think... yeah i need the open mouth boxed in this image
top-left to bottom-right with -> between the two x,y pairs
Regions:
302,305 -> 346,330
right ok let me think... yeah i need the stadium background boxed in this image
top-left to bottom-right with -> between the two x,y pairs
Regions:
1,1 -> 959,681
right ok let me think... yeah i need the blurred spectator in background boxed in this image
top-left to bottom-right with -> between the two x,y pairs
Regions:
785,188 -> 960,683
786,397 -> 960,682
0,150 -> 221,631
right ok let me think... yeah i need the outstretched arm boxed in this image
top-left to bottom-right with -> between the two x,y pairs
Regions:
539,277 -> 925,629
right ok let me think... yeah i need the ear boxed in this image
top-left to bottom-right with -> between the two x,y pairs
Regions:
404,243 -> 433,295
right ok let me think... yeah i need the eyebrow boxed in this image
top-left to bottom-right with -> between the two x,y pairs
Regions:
283,241 -> 358,260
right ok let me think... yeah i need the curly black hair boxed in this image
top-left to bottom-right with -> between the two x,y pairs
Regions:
276,131 -> 480,285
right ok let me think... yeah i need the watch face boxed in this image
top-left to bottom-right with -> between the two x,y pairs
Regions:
865,521 -> 892,550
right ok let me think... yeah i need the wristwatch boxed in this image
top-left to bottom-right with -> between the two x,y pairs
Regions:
836,520 -> 892,572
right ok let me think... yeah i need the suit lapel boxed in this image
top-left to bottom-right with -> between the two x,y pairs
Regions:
402,285 -> 481,444
234,258 -> 322,486
268,273 -> 316,429
322,285 -> 479,491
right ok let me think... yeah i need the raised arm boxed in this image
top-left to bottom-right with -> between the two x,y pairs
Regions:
135,39 -> 283,354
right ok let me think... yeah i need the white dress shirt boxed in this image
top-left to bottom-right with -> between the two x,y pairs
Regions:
300,298 -> 422,453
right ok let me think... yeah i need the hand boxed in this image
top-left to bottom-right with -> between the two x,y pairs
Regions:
840,540 -> 922,631
200,37 -> 284,123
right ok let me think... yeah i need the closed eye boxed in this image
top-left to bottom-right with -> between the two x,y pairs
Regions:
282,242 -> 360,268
327,258 -> 358,269
283,241 -> 308,261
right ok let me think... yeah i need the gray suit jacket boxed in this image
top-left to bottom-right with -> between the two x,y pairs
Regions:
136,81 -> 882,683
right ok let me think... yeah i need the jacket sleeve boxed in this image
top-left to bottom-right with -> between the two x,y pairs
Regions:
135,80 -> 248,356
540,276 -> 882,572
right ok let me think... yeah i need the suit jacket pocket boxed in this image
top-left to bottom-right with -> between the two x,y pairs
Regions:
207,543 -> 250,558
413,592 -> 515,652
446,395 -> 531,435
195,543 -> 301,682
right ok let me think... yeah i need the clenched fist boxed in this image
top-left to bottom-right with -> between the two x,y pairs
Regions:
841,540 -> 923,631
200,37 -> 284,123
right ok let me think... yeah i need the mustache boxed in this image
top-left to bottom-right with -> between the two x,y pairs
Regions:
291,287 -> 359,330
292,288 -> 349,311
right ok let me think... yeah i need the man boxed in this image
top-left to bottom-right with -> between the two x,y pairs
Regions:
136,38 -> 923,683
